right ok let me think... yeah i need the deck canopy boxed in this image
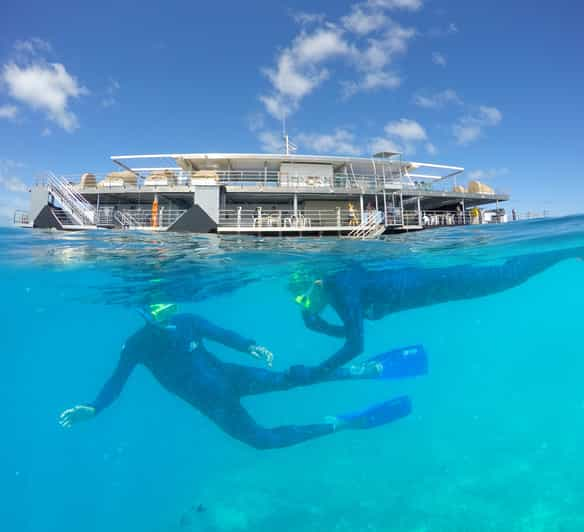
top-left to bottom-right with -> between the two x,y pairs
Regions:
112,152 -> 401,176
111,152 -> 464,181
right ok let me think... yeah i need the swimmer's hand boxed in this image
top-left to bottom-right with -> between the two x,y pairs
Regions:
59,405 -> 96,428
248,345 -> 274,367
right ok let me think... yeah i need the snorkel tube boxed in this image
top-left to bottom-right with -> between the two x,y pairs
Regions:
293,280 -> 326,314
138,303 -> 178,329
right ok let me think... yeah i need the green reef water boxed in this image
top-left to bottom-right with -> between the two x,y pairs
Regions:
2,216 -> 584,532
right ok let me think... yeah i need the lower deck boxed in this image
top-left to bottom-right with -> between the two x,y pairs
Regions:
22,180 -> 509,236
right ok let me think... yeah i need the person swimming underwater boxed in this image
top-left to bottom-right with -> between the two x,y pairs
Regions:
59,304 -> 427,450
290,247 -> 584,379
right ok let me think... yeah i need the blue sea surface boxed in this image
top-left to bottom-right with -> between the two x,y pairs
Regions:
1,216 -> 584,532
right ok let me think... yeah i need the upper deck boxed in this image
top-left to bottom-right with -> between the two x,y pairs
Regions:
66,151 -> 506,203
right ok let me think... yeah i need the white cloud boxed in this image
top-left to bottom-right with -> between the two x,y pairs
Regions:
0,194 -> 28,223
385,118 -> 427,141
428,22 -> 458,38
342,6 -> 387,35
0,159 -> 25,168
453,105 -> 503,145
101,78 -> 120,108
370,137 -> 402,155
431,51 -> 447,66
297,129 -> 361,155
292,12 -> 326,26
0,175 -> 28,193
259,94 -> 292,120
478,105 -> 502,125
2,61 -> 88,131
294,29 -> 351,64
468,168 -> 509,180
368,0 -> 423,10
425,142 -> 438,155
413,89 -> 461,109
258,130 -> 284,153
0,162 -> 29,224
343,20 -> 415,96
453,124 -> 481,144
342,71 -> 401,97
261,2 -> 419,115
261,27 -> 350,118
247,113 -> 265,132
13,37 -> 52,56
370,118 -> 429,156
0,105 -> 18,119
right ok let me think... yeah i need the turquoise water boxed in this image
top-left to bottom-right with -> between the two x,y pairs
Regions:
2,216 -> 584,532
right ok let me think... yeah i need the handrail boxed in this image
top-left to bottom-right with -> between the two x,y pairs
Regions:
46,169 -> 509,196
96,207 -> 187,229
13,210 -> 30,226
48,173 -> 96,225
347,216 -> 383,238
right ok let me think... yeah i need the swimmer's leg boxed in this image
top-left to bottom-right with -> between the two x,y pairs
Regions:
204,397 -> 411,450
223,350 -> 421,399
205,400 -> 335,450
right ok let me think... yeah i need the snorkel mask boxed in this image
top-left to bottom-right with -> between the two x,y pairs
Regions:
293,280 -> 325,314
138,303 -> 178,328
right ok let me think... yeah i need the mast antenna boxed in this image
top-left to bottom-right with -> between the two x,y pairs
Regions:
282,112 -> 297,155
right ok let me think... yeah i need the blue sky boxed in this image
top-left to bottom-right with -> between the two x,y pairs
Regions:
1,0 -> 583,221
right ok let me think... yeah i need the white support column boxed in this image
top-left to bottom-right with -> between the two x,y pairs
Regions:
293,193 -> 298,217
360,194 -> 364,224
417,197 -> 422,226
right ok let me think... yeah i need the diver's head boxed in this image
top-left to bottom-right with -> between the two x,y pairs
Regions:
138,303 -> 178,329
293,279 -> 328,315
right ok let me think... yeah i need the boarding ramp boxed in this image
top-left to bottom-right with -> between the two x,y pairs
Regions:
346,218 -> 387,239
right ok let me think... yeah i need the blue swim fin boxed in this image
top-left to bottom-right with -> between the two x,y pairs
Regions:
367,345 -> 428,379
338,395 -> 412,430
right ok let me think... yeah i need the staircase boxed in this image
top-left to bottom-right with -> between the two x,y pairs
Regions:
51,207 -> 76,227
347,218 -> 386,239
47,173 -> 96,227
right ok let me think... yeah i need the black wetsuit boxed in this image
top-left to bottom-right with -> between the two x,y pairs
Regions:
90,314 -> 341,450
303,248 -> 582,373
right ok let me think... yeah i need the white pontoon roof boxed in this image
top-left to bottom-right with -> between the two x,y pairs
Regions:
110,152 -> 464,180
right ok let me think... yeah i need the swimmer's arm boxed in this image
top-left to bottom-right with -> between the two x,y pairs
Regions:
301,311 -> 346,338
316,290 -> 364,374
190,315 -> 256,352
59,347 -> 137,428
189,315 -> 272,366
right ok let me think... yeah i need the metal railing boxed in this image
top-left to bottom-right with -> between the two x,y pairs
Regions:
48,173 -> 96,225
219,207 -> 509,231
347,217 -> 386,239
42,169 -> 507,197
219,208 -> 398,230
95,208 -> 187,229
65,170 -> 403,193
13,210 -> 30,226
418,209 -> 507,226
220,208 -> 358,229
53,209 -> 76,226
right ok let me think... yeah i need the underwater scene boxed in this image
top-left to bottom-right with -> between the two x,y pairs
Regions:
2,216 -> 584,532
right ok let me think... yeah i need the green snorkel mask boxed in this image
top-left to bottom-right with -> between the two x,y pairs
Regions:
138,303 -> 178,327
293,280 -> 325,314
294,293 -> 313,311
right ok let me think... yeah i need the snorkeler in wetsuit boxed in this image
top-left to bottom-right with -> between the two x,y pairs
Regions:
291,247 -> 584,379
59,304 -> 424,450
